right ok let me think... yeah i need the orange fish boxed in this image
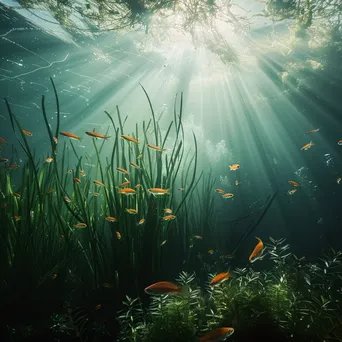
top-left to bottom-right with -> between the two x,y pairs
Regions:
288,189 -> 297,195
93,180 -> 105,187
249,237 -> 264,263
118,188 -> 136,195
45,157 -> 53,163
164,208 -> 172,214
210,272 -> 231,287
148,188 -> 168,196
74,177 -> 81,184
125,208 -> 138,214
51,273 -> 57,280
121,135 -> 139,144
80,170 -> 86,177
144,281 -> 186,295
194,235 -> 203,240
337,178 -> 341,185
215,189 -> 224,194
305,128 -> 319,134
93,192 -> 99,196
222,193 -> 234,199
162,214 -> 176,221
338,140 -> 342,146
229,164 -> 240,171
60,132 -> 81,140
199,327 -> 234,342
0,158 -> 8,163
138,218 -> 145,225
13,215 -> 21,221
129,162 -> 140,169
85,131 -> 110,139
147,143 -> 166,152
13,192 -> 21,198
301,141 -> 314,150
22,129 -> 32,136
0,137 -> 8,144
288,180 -> 300,187
105,216 -> 117,222
116,231 -> 121,239
116,167 -> 129,174
47,188 -> 54,193
208,250 -> 214,254
53,137 -> 58,144
64,196 -> 72,203
74,222 -> 87,228
119,180 -> 130,187
7,164 -> 20,169
177,187 -> 184,191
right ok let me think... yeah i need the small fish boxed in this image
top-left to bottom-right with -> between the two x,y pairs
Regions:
74,177 -> 81,184
85,131 -> 110,139
164,208 -> 172,214
199,327 -> 234,342
288,189 -> 297,195
177,187 -> 184,191
208,250 -> 214,255
235,180 -> 240,186
144,281 -> 187,295
93,191 -> 99,196
60,132 -> 81,141
137,154 -> 142,159
51,273 -> 57,280
135,184 -> 142,188
337,178 -> 341,184
121,135 -> 139,144
162,214 -> 176,221
22,129 -> 32,136
13,192 -> 21,198
47,188 -> 54,193
102,283 -> 114,288
0,137 -> 8,144
13,215 -> 21,221
105,216 -> 117,222
210,272 -> 231,287
93,180 -> 105,187
215,189 -> 224,194
147,143 -> 166,152
119,188 -> 136,195
116,231 -> 121,239
305,128 -> 320,134
119,180 -> 130,187
7,164 -> 20,169
138,218 -> 145,225
288,180 -> 301,187
148,188 -> 168,196
222,193 -> 234,199
64,196 -> 72,203
45,157 -> 53,163
95,304 -> 102,311
249,237 -> 264,263
116,167 -> 129,174
338,140 -> 342,146
67,169 -> 73,174
301,141 -> 314,150
125,208 -> 138,214
80,170 -> 86,177
160,240 -> 167,246
129,162 -> 140,169
0,158 -> 8,163
229,164 -> 240,171
53,137 -> 58,144
74,222 -> 87,228
194,235 -> 203,240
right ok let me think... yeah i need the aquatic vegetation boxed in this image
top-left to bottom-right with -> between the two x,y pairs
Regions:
117,238 -> 342,341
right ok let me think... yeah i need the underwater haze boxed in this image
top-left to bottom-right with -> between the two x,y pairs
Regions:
1,0 -> 342,341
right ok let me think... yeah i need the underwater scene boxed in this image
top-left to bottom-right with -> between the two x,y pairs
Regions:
0,0 -> 342,341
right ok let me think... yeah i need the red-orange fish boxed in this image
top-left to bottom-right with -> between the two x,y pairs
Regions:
74,177 -> 81,184
162,214 -> 176,221
74,222 -> 87,228
229,164 -> 240,171
222,193 -> 234,199
7,164 -> 20,169
121,135 -> 139,144
199,327 -> 234,342
93,180 -> 105,187
301,141 -> 314,150
288,180 -> 300,187
116,167 -> 129,174
45,157 -> 53,163
210,272 -> 231,287
22,129 -> 32,136
116,231 -> 121,239
148,188 -> 168,196
0,137 -> 8,144
105,216 -> 117,222
60,132 -> 81,140
85,131 -> 110,139
118,188 -> 136,195
144,281 -> 186,295
147,143 -> 166,152
249,237 -> 264,262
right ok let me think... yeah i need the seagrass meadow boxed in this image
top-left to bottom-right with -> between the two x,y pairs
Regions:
1,79 -> 342,342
